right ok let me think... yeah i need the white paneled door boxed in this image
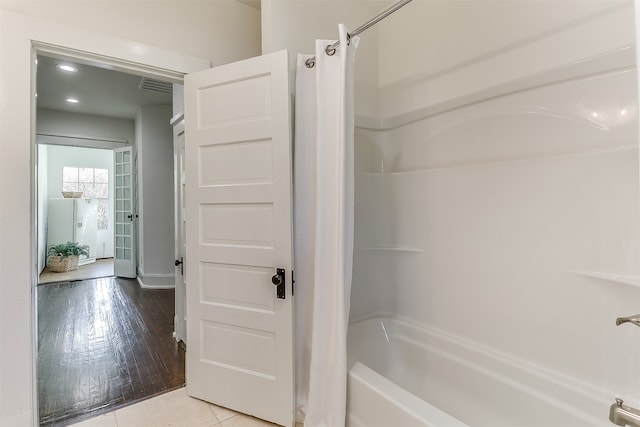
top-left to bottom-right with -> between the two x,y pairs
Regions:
113,146 -> 136,278
184,50 -> 294,427
173,118 -> 187,344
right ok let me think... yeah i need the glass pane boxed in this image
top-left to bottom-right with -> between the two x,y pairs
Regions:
79,183 -> 93,198
79,168 -> 93,183
116,164 -> 122,175
124,188 -> 130,199
123,164 -> 130,174
124,237 -> 131,249
94,184 -> 108,198
116,151 -> 123,163
116,236 -> 124,247
124,151 -> 130,162
116,200 -> 123,210
62,182 -> 79,192
116,224 -> 124,235
63,167 -> 78,183
124,249 -> 131,260
95,168 -> 108,183
124,200 -> 130,211
97,200 -> 108,230
124,224 -> 130,235
123,176 -> 130,187
116,248 -> 124,259
116,212 -> 124,223
116,176 -> 123,187
116,188 -> 123,199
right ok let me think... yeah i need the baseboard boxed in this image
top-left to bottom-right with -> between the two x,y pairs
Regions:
136,273 -> 175,289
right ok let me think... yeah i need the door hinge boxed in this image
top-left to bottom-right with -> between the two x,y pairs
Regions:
291,270 -> 295,296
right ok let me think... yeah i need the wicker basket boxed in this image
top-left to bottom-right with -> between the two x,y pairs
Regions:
62,191 -> 83,198
48,255 -> 80,272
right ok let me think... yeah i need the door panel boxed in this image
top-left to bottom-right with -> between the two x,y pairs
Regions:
173,119 -> 187,344
113,146 -> 136,278
185,50 -> 294,427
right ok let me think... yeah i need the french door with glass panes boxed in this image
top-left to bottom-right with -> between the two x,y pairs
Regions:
114,146 -> 136,278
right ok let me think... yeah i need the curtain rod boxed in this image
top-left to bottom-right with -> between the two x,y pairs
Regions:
305,0 -> 413,68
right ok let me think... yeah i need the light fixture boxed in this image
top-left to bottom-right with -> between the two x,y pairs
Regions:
66,97 -> 79,104
57,64 -> 77,73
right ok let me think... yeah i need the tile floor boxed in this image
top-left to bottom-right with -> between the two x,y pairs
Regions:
69,388 -> 289,427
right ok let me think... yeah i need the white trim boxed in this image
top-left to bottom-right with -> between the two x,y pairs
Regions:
137,273 -> 175,289
36,132 -> 128,149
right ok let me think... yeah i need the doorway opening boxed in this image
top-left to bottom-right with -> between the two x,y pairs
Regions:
34,48 -> 186,425
37,144 -> 115,285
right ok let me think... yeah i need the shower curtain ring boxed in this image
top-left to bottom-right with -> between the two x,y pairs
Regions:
325,45 -> 336,56
305,58 -> 315,68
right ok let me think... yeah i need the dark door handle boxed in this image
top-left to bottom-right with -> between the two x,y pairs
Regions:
271,268 -> 285,299
175,257 -> 184,275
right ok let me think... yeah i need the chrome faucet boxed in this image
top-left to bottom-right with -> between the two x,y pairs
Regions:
610,398 -> 640,426
616,315 -> 640,327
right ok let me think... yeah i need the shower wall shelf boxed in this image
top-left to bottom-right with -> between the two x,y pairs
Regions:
362,245 -> 423,253
572,271 -> 640,288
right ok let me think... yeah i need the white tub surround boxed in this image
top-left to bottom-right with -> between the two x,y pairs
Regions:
348,316 -> 613,427
350,3 -> 640,423
348,361 -> 468,427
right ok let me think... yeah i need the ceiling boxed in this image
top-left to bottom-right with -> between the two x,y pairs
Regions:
36,55 -> 173,120
34,0 -> 394,121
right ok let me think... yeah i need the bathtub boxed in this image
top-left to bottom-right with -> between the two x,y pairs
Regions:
346,316 -> 609,427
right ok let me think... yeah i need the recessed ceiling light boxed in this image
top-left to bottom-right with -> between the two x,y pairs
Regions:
66,97 -> 79,104
57,64 -> 77,73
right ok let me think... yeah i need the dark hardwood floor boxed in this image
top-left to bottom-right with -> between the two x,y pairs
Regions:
37,277 -> 185,426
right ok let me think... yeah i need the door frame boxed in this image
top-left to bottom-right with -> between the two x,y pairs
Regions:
30,38 -> 210,426
171,115 -> 187,344
36,141 -> 117,281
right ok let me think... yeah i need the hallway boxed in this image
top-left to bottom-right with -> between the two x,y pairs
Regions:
37,277 -> 184,426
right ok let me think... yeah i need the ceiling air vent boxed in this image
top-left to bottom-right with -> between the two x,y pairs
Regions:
138,77 -> 173,94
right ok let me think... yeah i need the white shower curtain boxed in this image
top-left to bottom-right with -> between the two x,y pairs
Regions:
294,24 -> 359,427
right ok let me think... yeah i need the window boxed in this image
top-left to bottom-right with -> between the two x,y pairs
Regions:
62,167 -> 109,230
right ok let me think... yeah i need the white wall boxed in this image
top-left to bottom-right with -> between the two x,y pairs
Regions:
37,108 -> 135,145
261,0 -> 380,119
135,104 -> 175,288
0,2 -> 255,423
350,0 -> 640,416
173,84 -> 184,118
1,0 -> 261,67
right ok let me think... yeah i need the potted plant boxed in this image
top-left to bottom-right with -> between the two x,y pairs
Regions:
47,241 -> 90,273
